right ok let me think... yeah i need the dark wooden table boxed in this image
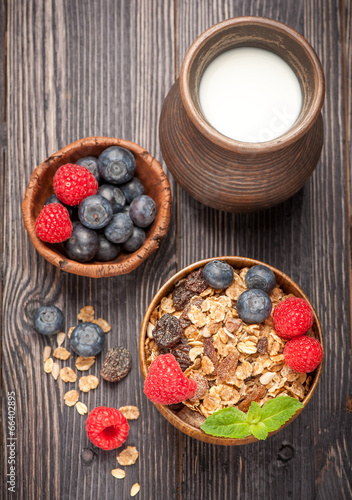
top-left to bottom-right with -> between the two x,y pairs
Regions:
2,1 -> 351,499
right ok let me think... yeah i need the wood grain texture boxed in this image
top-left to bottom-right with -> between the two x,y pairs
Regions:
176,1 -> 352,499
2,0 -> 177,499
1,0 -> 352,499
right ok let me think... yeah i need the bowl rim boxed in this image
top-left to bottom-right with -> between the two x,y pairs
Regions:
180,16 -> 325,154
139,256 -> 324,445
22,136 -> 172,278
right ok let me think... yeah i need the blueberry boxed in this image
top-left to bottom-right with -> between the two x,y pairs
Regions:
45,194 -> 73,217
203,260 -> 234,289
245,265 -> 276,293
95,234 -> 121,261
122,205 -> 131,216
236,289 -> 272,324
76,156 -> 101,184
98,184 -> 126,214
120,177 -> 144,203
104,213 -> 133,244
70,322 -> 105,356
34,305 -> 64,336
123,226 -> 146,252
129,195 -> 156,228
78,194 -> 113,229
64,222 -> 99,262
98,146 -> 136,184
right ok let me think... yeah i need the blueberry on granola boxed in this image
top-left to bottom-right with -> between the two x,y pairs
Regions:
153,313 -> 183,349
70,322 -> 105,356
203,260 -> 234,289
245,265 -> 276,294
236,289 -> 272,324
34,305 -> 64,336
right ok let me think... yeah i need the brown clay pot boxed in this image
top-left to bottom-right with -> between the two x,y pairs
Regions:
159,17 -> 325,212
22,137 -> 172,278
139,256 -> 324,445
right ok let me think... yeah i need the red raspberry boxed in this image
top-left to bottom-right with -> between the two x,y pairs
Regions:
284,336 -> 323,373
273,297 -> 314,339
86,407 -> 129,450
144,353 -> 197,405
53,164 -> 98,206
35,203 -> 72,243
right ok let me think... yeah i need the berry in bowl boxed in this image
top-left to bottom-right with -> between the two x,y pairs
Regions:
139,257 -> 323,445
22,137 -> 171,277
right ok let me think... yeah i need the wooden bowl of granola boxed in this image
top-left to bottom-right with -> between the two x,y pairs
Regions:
22,137 -> 172,278
139,257 -> 324,445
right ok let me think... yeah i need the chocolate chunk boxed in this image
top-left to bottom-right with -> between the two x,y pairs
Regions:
185,268 -> 208,294
172,283 -> 193,311
257,337 -> 268,354
100,346 -> 132,382
153,313 -> 183,349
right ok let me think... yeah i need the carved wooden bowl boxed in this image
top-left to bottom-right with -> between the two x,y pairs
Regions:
22,137 -> 172,278
159,17 -> 325,212
140,257 -> 324,445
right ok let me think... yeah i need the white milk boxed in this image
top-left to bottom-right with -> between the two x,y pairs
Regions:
199,47 -> 302,143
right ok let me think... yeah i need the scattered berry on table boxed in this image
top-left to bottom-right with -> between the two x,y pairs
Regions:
203,260 -> 234,289
86,406 -> 129,450
144,353 -> 197,404
76,156 -> 101,184
95,234 -> 121,261
53,164 -> 98,206
78,194 -> 113,230
64,222 -> 99,262
34,305 -> 64,335
70,322 -> 105,356
100,346 -> 132,382
236,289 -> 272,323
104,213 -> 134,244
153,313 -> 183,349
273,297 -> 314,339
98,184 -> 126,214
122,226 -> 146,252
120,177 -> 145,203
129,195 -> 156,228
35,203 -> 73,243
98,146 -> 136,184
245,265 -> 276,293
284,335 -> 323,373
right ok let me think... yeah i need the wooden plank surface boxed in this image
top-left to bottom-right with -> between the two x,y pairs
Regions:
1,0 -> 351,499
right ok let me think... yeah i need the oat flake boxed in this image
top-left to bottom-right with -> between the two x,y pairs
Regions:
75,356 -> 96,371
60,367 -> 77,383
56,332 -> 66,346
79,375 -> 99,392
117,446 -> 139,466
53,347 -> 71,361
130,483 -> 140,496
43,346 -> 51,362
75,401 -> 88,415
111,468 -> 125,479
51,363 -> 60,380
64,390 -> 79,407
44,357 -> 53,373
119,406 -> 140,420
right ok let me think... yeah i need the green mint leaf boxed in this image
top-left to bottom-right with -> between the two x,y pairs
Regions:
250,422 -> 268,440
260,396 -> 304,432
201,407 -> 251,439
247,401 -> 262,424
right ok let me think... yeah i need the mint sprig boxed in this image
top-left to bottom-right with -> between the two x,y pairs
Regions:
201,396 -> 303,440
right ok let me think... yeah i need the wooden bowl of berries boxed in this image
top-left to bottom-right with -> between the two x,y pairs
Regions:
22,137 -> 172,277
139,257 -> 324,445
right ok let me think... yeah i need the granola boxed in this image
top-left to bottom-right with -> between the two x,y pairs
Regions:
144,264 -> 313,426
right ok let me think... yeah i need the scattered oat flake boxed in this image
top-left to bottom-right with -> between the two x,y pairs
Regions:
75,356 -> 96,371
78,305 -> 95,322
130,483 -> 140,496
117,446 -> 139,466
119,406 -> 140,420
53,347 -> 71,361
111,468 -> 125,479
92,318 -> 111,333
56,332 -> 66,346
44,357 -> 53,373
52,363 -> 60,380
79,375 -> 99,392
43,346 -> 51,362
75,401 -> 88,415
64,389 -> 79,407
60,366 -> 77,383
67,327 -> 75,339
